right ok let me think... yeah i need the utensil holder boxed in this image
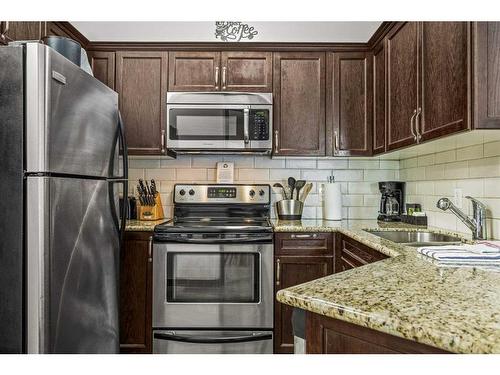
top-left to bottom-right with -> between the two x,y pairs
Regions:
276,199 -> 304,220
138,193 -> 165,221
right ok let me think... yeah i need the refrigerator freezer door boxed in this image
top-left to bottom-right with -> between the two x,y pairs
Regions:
25,43 -> 119,178
26,176 -> 120,353
0,45 -> 25,353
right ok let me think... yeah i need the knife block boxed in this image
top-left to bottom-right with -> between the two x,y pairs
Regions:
138,193 -> 165,221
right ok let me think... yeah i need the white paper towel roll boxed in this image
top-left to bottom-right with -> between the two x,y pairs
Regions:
322,182 -> 342,220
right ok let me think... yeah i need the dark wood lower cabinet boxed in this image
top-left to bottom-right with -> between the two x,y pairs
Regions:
120,231 -> 153,354
306,312 -> 449,354
334,233 -> 389,273
274,233 -> 334,354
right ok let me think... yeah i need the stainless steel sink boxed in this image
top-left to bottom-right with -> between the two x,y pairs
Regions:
364,230 -> 464,247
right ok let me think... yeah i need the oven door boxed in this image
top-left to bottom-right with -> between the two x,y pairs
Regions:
153,233 -> 273,329
153,330 -> 273,354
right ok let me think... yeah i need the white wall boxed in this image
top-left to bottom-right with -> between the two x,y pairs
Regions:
71,21 -> 381,42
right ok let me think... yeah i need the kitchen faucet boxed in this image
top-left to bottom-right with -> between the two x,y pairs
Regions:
436,196 -> 487,240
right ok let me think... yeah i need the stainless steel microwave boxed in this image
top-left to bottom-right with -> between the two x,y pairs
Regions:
166,92 -> 273,154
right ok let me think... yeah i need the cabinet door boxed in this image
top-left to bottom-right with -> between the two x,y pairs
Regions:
419,22 -> 470,140
475,22 -> 500,129
168,51 -> 220,91
116,51 -> 168,155
273,52 -> 326,156
220,51 -> 272,92
373,42 -> 386,154
0,21 -> 43,42
120,232 -> 153,354
274,256 -> 333,354
88,51 -> 115,89
329,52 -> 373,156
386,22 -> 419,151
306,312 -> 448,354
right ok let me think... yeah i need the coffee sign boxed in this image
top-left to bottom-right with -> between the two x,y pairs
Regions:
215,22 -> 258,42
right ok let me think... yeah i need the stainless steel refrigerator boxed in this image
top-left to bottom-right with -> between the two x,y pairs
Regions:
0,42 -> 128,353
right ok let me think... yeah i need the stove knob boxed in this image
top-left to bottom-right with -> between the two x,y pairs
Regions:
179,189 -> 186,196
249,189 -> 256,197
259,189 -> 265,197
189,189 -> 195,196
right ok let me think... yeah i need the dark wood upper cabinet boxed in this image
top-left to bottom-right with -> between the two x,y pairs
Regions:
120,232 -> 153,354
168,51 -> 220,91
116,51 -> 168,155
419,22 -> 470,140
474,22 -> 500,129
372,41 -> 386,154
88,51 -> 115,90
386,22 -> 419,151
329,52 -> 373,156
220,51 -> 273,92
273,52 -> 326,156
0,21 -> 44,41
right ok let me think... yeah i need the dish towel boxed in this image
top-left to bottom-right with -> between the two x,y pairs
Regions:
417,243 -> 500,264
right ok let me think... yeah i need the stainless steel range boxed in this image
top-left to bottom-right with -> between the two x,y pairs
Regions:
152,184 -> 273,354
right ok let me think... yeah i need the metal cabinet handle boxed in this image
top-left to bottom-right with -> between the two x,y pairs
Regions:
274,130 -> 279,154
276,258 -> 280,286
148,237 -> 153,263
222,66 -> 227,90
161,129 -> 166,154
415,107 -> 422,142
291,233 -> 318,239
410,109 -> 417,141
0,21 -> 10,44
215,66 -> 219,90
334,131 -> 340,153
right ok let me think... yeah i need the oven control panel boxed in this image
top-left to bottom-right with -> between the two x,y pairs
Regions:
174,184 -> 270,204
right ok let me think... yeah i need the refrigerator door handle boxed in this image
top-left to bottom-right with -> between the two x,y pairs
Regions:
117,112 -> 128,240
108,112 -> 128,240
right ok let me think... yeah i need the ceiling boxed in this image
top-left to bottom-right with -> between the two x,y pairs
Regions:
71,22 -> 382,43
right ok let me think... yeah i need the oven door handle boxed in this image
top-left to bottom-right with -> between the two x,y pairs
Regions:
160,236 -> 272,244
154,332 -> 272,344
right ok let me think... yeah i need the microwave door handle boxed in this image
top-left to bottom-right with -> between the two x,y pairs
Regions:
243,108 -> 250,145
154,332 -> 272,344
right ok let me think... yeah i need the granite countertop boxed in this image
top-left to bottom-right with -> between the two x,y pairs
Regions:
274,219 -> 500,354
125,219 -> 170,232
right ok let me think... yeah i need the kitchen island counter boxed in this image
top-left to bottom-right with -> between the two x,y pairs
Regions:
274,219 -> 500,353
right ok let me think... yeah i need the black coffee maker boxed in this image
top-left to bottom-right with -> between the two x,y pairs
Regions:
378,181 -> 405,222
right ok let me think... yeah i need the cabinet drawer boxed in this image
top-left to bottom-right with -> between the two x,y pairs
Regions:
274,233 -> 333,256
335,234 -> 388,272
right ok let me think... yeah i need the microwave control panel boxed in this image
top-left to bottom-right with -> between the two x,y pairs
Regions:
249,110 -> 270,141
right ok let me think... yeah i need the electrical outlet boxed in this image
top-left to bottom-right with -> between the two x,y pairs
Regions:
454,188 -> 463,208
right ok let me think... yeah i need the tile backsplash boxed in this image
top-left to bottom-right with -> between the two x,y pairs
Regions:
400,140 -> 500,239
128,138 -> 500,239
128,156 -> 400,221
